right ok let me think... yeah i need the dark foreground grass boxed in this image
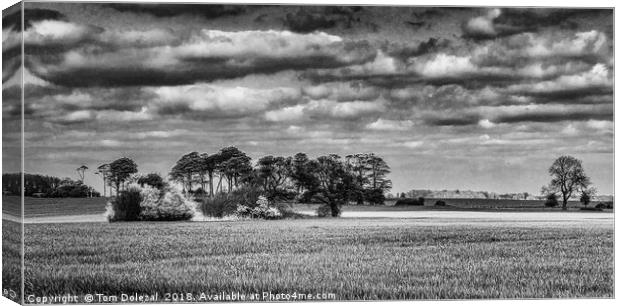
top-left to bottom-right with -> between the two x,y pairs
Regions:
24,219 -> 612,300
2,220 -> 22,303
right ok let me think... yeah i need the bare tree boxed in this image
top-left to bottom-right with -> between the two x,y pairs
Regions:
542,156 -> 591,210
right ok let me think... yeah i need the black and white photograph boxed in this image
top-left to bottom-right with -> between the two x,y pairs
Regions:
1,0 -> 615,303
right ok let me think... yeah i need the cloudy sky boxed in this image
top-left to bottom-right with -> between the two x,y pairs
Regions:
2,2 -> 614,195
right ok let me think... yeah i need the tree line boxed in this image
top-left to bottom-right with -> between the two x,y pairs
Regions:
168,147 -> 392,216
92,147 -> 392,217
2,173 -> 100,197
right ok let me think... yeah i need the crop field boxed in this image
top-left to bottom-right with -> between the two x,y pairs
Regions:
2,196 -> 109,218
2,220 -> 22,303
23,217 -> 613,300
4,196 -> 605,222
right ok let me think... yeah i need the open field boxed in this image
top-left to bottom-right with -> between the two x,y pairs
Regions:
384,198 -> 589,209
3,196 -> 609,222
24,217 -> 613,300
2,220 -> 22,303
2,196 -> 109,218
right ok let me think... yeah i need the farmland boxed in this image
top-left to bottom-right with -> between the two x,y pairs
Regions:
23,216 -> 613,300
2,220 -> 22,303
2,196 -> 109,218
3,196 -> 607,222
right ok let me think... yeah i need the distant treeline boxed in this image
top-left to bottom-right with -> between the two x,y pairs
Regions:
2,173 -> 100,198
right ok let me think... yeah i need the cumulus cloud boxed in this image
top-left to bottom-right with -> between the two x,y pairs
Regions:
478,119 -> 496,129
104,4 -> 246,18
153,83 -> 301,118
505,63 -> 612,99
302,81 -> 380,101
462,8 -> 611,40
462,8 -> 503,39
25,26 -> 377,86
265,99 -> 385,122
366,119 -> 414,131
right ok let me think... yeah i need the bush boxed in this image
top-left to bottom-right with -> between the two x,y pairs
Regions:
106,184 -> 195,222
317,204 -> 341,217
139,185 -> 196,221
365,188 -> 386,205
235,196 -> 283,220
434,200 -> 446,206
202,193 -> 237,218
106,185 -> 142,222
395,198 -> 424,206
595,203 -> 607,209
200,186 -> 263,218
544,194 -> 559,207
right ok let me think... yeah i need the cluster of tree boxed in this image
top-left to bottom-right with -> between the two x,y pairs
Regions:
96,157 -> 139,196
2,173 -> 99,198
169,147 -> 392,217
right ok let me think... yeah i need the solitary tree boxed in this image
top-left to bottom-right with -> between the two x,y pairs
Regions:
108,157 -> 138,195
543,156 -> 591,210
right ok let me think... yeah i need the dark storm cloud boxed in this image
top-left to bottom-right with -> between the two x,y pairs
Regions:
30,43 -> 375,87
425,116 -> 481,126
2,8 -> 66,30
384,37 -> 451,61
103,4 -> 247,19
462,8 -> 612,40
509,86 -> 613,101
283,6 -> 363,33
2,54 -> 20,83
494,109 -> 613,124
19,18 -> 376,87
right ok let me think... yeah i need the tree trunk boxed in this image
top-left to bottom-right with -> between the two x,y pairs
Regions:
562,195 -> 568,210
216,176 -> 223,193
208,172 -> 214,197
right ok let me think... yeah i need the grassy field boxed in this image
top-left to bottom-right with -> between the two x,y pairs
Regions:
3,196 -> 109,217
2,220 -> 22,303
3,196 -> 606,221
24,218 -> 613,300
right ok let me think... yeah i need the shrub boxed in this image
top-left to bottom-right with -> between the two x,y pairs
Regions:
235,196 -> 283,220
201,186 -> 263,218
139,185 -> 196,221
202,193 -> 237,218
106,184 -> 195,222
106,185 -> 142,222
395,198 -> 424,206
317,204 -> 341,217
434,200 -> 446,206
544,194 -> 559,207
365,188 -> 386,205
595,203 -> 607,209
